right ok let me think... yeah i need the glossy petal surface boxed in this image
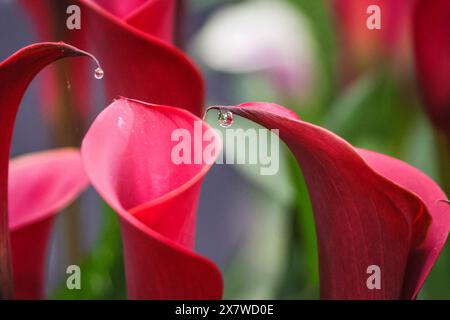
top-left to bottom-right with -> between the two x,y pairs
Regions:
82,97 -> 223,299
9,149 -> 89,299
207,102 -> 449,299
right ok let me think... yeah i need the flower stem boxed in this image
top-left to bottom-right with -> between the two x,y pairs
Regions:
0,120 -> 13,299
50,0 -> 86,264
53,62 -> 84,264
174,0 -> 186,48
0,203 -> 13,299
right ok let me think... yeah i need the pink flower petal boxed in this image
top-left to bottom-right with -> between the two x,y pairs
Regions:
81,97 -> 223,299
9,148 -> 89,299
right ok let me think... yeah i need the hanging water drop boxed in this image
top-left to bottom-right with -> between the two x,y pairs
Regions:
94,67 -> 104,80
218,110 -> 233,128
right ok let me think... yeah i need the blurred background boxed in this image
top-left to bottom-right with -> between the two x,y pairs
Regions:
0,0 -> 449,299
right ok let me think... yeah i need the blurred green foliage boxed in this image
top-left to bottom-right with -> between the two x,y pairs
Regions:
53,204 -> 126,299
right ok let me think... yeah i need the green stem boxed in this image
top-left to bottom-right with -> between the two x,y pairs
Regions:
53,62 -> 85,264
287,152 -> 319,286
275,151 -> 319,298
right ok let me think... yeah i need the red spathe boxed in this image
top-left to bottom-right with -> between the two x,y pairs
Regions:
81,98 -> 223,299
207,102 -> 450,299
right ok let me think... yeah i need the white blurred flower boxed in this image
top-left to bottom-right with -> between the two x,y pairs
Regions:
193,0 -> 317,98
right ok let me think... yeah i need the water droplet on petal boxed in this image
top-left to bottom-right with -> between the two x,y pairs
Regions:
117,116 -> 126,129
94,67 -> 104,80
218,110 -> 233,128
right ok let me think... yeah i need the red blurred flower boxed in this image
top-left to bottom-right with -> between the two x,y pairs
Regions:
413,0 -> 450,137
333,0 -> 416,79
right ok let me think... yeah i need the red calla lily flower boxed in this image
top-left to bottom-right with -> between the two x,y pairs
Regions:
10,149 -> 89,299
413,0 -> 450,137
81,97 -> 223,299
0,42 -> 96,299
20,0 -> 203,118
207,102 -> 450,299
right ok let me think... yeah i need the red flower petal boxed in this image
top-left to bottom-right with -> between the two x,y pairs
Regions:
413,0 -> 450,135
93,0 -> 149,19
357,149 -> 450,299
79,0 -> 203,115
21,0 -> 203,117
333,0 -> 415,76
125,0 -> 175,43
81,97 -> 223,299
93,0 -> 176,42
207,102 -> 449,299
0,42 -> 97,299
9,149 -> 89,299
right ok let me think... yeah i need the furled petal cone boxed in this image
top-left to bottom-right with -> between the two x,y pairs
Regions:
413,0 -> 450,136
93,0 -> 149,19
207,103 -> 449,299
358,149 -> 450,299
0,42 -> 97,298
9,149 -> 89,299
21,0 -> 202,117
81,97 -> 223,299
